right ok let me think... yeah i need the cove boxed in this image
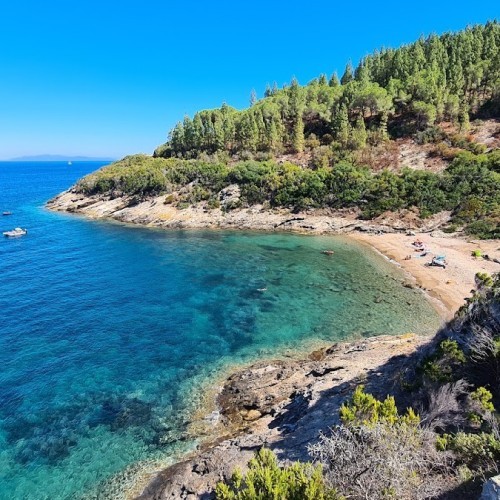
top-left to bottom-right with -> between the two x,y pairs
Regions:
0,162 -> 442,499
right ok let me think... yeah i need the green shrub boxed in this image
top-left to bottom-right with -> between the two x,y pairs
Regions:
466,220 -> 500,240
207,197 -> 221,209
439,340 -> 466,363
470,387 -> 495,413
76,149 -> 499,235
415,126 -> 447,145
442,224 -> 458,233
421,340 -> 465,382
215,448 -> 339,500
475,272 -> 493,288
438,432 -> 500,472
340,385 -> 420,427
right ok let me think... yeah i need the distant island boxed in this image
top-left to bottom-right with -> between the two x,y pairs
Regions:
8,154 -> 116,162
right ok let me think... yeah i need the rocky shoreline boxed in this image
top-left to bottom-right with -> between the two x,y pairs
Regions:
46,189 -> 448,235
133,333 -> 433,499
46,190 -> 500,499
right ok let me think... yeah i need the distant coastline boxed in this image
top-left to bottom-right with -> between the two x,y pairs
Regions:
6,155 -> 116,162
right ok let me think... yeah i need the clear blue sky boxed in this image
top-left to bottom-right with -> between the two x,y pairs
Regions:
0,1 -> 498,160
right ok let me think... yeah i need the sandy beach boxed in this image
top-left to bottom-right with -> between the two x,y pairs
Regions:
47,189 -> 500,319
48,189 -> 500,320
351,232 -> 500,319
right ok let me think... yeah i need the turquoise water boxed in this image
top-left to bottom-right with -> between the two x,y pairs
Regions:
0,162 -> 442,499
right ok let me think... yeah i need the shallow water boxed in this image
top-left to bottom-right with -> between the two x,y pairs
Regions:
0,162 -> 442,499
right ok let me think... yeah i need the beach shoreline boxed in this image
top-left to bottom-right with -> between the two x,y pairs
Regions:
47,190 -> 500,321
350,231 -> 500,319
45,191 -> 500,498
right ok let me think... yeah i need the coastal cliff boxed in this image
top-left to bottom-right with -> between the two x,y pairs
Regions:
135,334 -> 431,499
46,187 -> 450,234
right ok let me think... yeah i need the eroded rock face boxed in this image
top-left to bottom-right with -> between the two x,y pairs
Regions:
218,185 -> 241,210
218,360 -> 301,427
136,334 -> 429,499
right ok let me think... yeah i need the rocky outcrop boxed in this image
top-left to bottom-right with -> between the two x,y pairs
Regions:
46,190 -> 450,235
136,334 -> 430,499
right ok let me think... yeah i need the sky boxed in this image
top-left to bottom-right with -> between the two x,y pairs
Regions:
0,1 -> 498,160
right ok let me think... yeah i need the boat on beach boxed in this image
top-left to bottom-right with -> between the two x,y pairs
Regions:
3,227 -> 27,238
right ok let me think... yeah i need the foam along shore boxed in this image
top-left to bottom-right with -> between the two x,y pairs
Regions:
47,189 -> 500,320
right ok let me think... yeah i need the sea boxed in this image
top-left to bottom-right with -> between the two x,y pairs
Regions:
0,161 -> 442,499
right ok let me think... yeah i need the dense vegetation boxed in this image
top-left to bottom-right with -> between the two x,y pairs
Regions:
77,149 -> 500,238
216,273 -> 500,499
75,23 -> 499,238
216,449 -> 339,500
155,22 -> 499,158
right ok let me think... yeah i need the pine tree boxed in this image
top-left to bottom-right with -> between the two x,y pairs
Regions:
182,116 -> 195,152
329,72 -> 340,87
250,89 -> 257,106
169,122 -> 185,155
334,104 -> 350,147
341,62 -> 354,85
380,111 -> 389,140
236,113 -> 258,152
354,62 -> 370,83
269,116 -> 280,153
292,113 -> 304,153
351,117 -> 367,149
458,104 -> 470,132
289,77 -> 305,153
192,113 -> 204,151
220,103 -> 236,151
212,111 -> 224,151
318,73 -> 328,86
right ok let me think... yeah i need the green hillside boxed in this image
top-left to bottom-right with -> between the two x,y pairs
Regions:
75,22 -> 500,239
155,22 -> 499,158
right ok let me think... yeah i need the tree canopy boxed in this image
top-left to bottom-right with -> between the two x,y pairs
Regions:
155,22 -> 499,159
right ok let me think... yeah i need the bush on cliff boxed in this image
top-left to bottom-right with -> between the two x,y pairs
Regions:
215,448 -> 339,500
75,149 -> 499,238
310,386 -> 448,499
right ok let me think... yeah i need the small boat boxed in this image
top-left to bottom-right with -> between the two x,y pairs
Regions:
3,227 -> 27,238
322,250 -> 335,255
2,211 -> 12,216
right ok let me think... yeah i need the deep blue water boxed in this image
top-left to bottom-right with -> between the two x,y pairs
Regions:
0,162 -> 442,499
